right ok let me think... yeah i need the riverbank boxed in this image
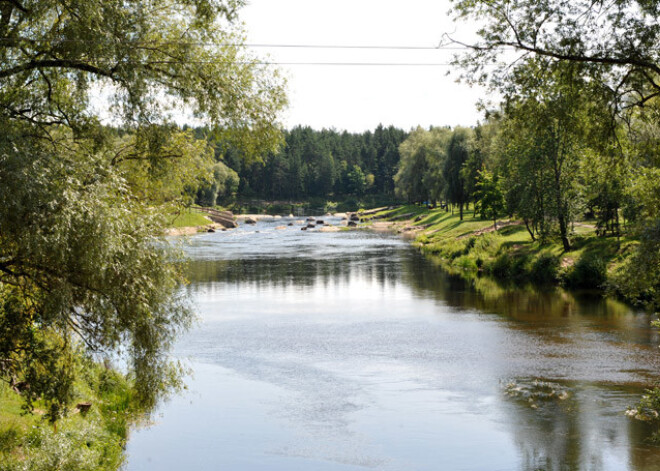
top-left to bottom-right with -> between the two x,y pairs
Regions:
360,205 -> 642,303
0,362 -> 141,471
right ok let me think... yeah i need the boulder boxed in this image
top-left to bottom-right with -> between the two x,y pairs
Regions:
275,225 -> 286,230
301,227 -> 307,231
288,222 -> 294,226
316,219 -> 324,225
244,217 -> 257,224
348,221 -> 358,227
306,216 -> 316,222
306,223 -> 316,228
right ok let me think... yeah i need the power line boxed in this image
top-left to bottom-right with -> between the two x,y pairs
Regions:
0,38 -> 476,50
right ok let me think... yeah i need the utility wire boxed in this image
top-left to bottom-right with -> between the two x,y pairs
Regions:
0,38 -> 478,50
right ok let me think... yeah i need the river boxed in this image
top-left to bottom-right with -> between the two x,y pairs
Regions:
126,216 -> 660,471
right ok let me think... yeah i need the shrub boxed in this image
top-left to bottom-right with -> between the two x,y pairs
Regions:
510,253 -> 532,280
565,252 -> 608,289
454,255 -> 478,272
490,253 -> 513,278
530,252 -> 560,284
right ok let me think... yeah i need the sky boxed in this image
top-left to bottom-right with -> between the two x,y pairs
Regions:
240,0 -> 488,133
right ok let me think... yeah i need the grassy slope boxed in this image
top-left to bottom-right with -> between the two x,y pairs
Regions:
0,365 -> 138,471
167,209 -> 212,228
366,205 -> 634,290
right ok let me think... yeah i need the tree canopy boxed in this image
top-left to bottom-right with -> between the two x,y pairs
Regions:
449,0 -> 660,114
0,0 -> 286,417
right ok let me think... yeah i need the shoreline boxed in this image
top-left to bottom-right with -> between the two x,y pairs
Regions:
358,205 -> 649,310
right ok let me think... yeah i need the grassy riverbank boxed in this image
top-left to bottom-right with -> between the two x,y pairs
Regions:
363,205 -> 638,296
0,362 -> 141,471
167,208 -> 213,228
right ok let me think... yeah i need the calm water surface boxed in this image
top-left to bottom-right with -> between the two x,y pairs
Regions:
126,217 -> 660,471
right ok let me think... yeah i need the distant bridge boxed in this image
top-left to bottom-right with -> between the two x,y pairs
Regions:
193,207 -> 237,228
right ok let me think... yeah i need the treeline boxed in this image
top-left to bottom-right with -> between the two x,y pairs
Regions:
393,74 -> 659,306
191,125 -> 408,205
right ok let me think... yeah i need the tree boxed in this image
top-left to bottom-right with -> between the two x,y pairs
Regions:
444,127 -> 473,220
347,164 -> 367,196
197,161 -> 240,206
474,169 -> 505,229
0,0 -> 285,417
395,127 -> 432,202
448,0 -> 660,115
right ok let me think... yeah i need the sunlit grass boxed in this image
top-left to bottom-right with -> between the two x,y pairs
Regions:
167,210 -> 212,228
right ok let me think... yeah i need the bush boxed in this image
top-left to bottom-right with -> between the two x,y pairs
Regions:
565,252 -> 607,289
454,255 -> 478,271
490,253 -> 513,278
0,424 -> 20,453
530,252 -> 560,284
627,386 -> 660,443
510,253 -> 532,280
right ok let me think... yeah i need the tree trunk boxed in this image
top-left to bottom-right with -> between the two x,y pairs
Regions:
524,219 -> 536,241
459,202 -> 463,221
551,133 -> 571,252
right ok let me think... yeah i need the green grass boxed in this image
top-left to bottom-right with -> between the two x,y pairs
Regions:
0,363 -> 141,471
369,204 -> 635,293
167,209 -> 212,228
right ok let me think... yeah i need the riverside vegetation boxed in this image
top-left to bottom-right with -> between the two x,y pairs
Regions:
0,0 -> 285,469
2,0 -> 660,467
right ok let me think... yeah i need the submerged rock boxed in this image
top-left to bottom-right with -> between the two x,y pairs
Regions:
504,379 -> 570,409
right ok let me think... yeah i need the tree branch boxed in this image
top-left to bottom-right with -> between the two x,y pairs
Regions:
0,59 -> 117,80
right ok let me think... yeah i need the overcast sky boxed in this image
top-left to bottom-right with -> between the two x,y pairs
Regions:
241,0 -> 487,133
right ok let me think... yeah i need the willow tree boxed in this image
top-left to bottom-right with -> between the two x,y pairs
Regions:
448,0 -> 660,114
0,0 -> 286,418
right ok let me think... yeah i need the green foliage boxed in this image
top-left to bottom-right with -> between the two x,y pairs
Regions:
395,127 -> 451,202
347,164 -> 367,196
197,162 -> 240,206
628,386 -> 660,442
473,169 -> 505,224
0,361 -> 142,471
530,252 -> 561,284
444,127 -> 474,219
223,125 -> 408,201
0,0 -> 285,422
564,252 -> 608,289
450,0 -> 660,115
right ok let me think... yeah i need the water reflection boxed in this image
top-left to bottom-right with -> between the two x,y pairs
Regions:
128,225 -> 660,471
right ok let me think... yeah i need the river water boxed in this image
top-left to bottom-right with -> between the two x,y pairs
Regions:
126,217 -> 660,471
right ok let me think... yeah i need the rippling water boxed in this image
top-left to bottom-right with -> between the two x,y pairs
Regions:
126,217 -> 660,471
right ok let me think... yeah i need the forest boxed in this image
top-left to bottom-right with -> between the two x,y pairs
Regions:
191,124 -> 408,205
